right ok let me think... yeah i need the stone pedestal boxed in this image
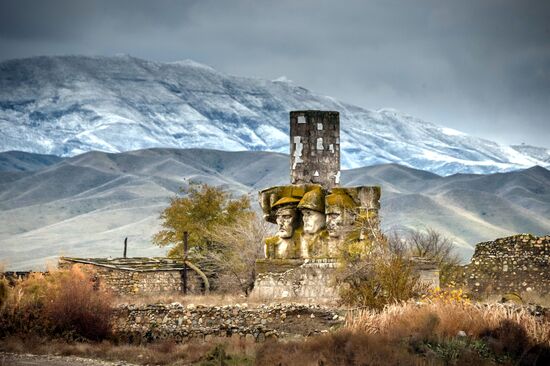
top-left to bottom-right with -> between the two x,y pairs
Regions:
251,259 -> 339,302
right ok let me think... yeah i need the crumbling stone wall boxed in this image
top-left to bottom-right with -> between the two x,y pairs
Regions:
457,234 -> 550,296
58,261 -> 202,296
112,303 -> 344,343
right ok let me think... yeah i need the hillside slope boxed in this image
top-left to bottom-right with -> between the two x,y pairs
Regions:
0,149 -> 548,270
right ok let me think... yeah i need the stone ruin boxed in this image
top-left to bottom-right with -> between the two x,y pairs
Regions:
58,257 -> 205,296
252,110 -> 383,301
455,234 -> 550,297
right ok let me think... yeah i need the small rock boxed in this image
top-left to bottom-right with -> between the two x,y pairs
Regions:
457,330 -> 467,337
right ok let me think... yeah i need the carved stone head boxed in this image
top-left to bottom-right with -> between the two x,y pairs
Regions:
297,188 -> 326,235
325,189 -> 356,238
271,197 -> 301,239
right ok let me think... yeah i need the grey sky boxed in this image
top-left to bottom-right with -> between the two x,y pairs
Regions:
1,0 -> 549,147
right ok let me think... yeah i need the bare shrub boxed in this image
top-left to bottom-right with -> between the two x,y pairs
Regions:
202,212 -> 270,295
42,265 -> 113,340
390,227 -> 462,285
0,265 -> 113,341
335,213 -> 424,309
337,251 -> 422,309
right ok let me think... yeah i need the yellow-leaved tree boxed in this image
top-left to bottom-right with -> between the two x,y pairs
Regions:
153,183 -> 253,257
153,182 -> 268,294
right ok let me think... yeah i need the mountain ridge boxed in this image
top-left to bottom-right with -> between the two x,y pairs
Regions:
1,55 -> 548,176
1,148 -> 548,270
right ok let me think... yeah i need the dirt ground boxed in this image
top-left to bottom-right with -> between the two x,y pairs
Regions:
0,352 -> 137,366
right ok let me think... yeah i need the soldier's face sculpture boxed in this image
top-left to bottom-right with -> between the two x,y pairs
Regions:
301,208 -> 326,234
326,211 -> 343,238
275,207 -> 297,239
326,208 -> 355,238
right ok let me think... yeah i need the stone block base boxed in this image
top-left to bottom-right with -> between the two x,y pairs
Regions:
251,259 -> 339,302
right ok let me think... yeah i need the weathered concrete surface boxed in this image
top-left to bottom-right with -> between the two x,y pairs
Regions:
252,259 -> 340,301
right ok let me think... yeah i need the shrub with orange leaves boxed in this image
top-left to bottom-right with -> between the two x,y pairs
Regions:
0,265 -> 113,340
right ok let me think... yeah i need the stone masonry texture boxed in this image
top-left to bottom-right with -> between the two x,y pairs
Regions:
112,303 -> 344,343
290,110 -> 340,189
58,258 -> 202,296
457,234 -> 550,296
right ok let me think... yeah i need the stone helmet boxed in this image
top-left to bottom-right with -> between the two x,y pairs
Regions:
325,188 -> 356,214
271,196 -> 301,211
297,187 -> 325,213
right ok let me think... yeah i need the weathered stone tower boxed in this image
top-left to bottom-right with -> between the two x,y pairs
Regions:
290,110 -> 340,189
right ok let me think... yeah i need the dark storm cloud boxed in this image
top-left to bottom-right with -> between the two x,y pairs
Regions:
0,0 -> 548,147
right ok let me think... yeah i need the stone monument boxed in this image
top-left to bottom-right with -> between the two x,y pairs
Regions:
252,110 -> 382,301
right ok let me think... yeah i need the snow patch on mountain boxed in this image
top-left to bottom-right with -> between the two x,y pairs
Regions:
0,55 -> 548,175
511,144 -> 550,164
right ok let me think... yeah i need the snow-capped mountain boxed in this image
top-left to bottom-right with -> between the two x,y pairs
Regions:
0,55 -> 547,175
511,144 -> 550,164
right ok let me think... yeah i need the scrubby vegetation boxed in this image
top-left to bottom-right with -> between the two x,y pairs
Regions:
2,188 -> 548,365
335,216 -> 426,309
257,299 -> 550,366
1,263 -> 549,365
335,220 -> 464,309
153,183 -> 268,295
0,266 -> 113,341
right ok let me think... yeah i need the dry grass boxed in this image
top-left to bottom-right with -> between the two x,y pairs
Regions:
0,265 -> 113,340
257,301 -> 550,365
0,335 -> 256,365
256,331 -> 426,366
345,301 -> 550,346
